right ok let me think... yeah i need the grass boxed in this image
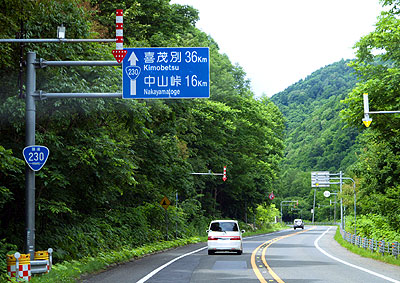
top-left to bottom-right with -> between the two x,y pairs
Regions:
334,228 -> 400,267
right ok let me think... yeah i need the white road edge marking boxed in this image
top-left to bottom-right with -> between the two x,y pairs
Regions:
314,227 -> 400,283
136,246 -> 207,283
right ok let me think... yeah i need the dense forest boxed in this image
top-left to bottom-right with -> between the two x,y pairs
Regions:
272,0 -> 400,240
0,0 -> 284,269
2,0 -> 400,279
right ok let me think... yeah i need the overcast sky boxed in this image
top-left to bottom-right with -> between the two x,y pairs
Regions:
171,0 -> 383,97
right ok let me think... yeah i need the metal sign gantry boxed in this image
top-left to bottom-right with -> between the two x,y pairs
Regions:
24,52 -> 122,258
311,171 -> 330,187
310,171 -> 356,234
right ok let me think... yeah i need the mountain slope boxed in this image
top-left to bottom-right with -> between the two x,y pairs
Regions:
272,59 -> 360,172
270,60 -> 361,221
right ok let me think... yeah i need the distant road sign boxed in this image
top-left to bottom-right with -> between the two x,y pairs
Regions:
311,171 -> 330,187
23,145 -> 49,171
160,196 -> 171,210
122,47 -> 210,99
268,191 -> 275,200
323,191 -> 331,197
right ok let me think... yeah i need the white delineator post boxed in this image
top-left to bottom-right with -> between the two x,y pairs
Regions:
112,9 -> 127,63
116,9 -> 123,49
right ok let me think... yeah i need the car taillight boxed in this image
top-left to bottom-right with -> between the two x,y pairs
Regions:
230,236 -> 241,240
208,236 -> 218,240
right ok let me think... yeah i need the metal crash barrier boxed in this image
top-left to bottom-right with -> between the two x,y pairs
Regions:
7,248 -> 53,281
341,228 -> 400,259
31,248 -> 53,275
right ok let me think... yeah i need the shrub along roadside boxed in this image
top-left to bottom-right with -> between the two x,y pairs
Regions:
334,227 -> 400,267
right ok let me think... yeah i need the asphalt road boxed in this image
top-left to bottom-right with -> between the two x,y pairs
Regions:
80,226 -> 400,283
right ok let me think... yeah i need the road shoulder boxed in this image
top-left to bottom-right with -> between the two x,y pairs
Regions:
318,226 -> 400,281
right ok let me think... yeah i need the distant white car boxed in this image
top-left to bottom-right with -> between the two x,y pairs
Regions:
207,220 -> 245,255
293,219 -> 304,230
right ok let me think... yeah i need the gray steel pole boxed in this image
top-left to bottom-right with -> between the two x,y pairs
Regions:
334,193 -> 337,224
353,182 -> 357,235
340,171 -> 343,229
39,60 -> 120,67
25,52 -> 37,258
343,177 -> 356,235
33,92 -> 122,99
280,201 -> 283,224
312,189 -> 316,224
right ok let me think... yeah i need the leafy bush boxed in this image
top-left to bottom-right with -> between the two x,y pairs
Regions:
0,239 -> 18,282
346,214 -> 400,242
35,204 -> 169,262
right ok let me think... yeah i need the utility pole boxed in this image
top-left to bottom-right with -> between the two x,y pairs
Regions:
25,52 -> 36,258
340,171 -> 343,229
312,189 -> 316,224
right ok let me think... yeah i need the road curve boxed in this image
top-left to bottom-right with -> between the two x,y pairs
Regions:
80,226 -> 400,283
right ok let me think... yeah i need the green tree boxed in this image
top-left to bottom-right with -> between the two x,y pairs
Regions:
341,0 -> 400,232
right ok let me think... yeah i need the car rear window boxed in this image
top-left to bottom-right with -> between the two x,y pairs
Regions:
210,222 -> 239,232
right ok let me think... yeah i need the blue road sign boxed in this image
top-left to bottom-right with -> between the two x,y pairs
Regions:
23,145 -> 49,171
122,47 -> 210,99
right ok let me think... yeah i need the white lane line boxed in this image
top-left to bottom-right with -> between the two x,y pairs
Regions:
314,227 -> 400,283
136,246 -> 207,283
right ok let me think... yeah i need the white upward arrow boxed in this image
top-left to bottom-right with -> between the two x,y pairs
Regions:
128,52 -> 138,96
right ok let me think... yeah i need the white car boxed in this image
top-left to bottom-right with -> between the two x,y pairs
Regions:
206,220 -> 245,255
293,219 -> 304,229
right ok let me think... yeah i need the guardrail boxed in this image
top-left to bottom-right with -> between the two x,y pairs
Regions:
340,228 -> 400,259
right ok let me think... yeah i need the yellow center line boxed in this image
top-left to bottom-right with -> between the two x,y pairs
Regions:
251,241 -> 269,283
251,227 -> 316,283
